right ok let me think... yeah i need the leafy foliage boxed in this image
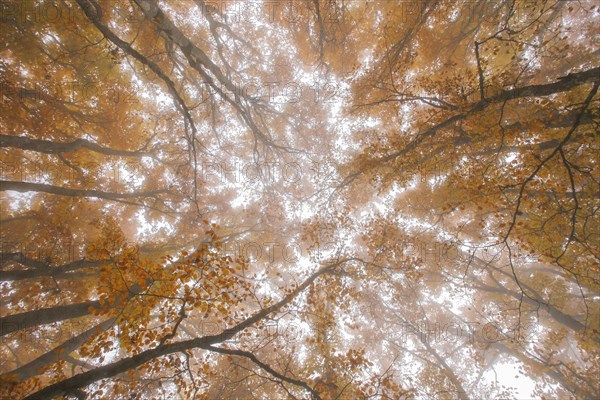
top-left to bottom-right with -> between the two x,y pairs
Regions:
0,0 -> 598,399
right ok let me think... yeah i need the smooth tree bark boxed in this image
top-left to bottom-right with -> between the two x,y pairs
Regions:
0,180 -> 170,200
1,301 -> 102,337
1,255 -> 105,281
0,135 -> 150,157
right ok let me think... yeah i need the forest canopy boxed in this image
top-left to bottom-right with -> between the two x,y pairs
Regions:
0,0 -> 599,399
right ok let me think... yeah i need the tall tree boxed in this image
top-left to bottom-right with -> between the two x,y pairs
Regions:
1,0 -> 598,399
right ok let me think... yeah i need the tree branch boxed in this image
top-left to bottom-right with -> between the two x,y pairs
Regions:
22,259 -> 350,399
0,180 -> 170,200
0,135 -> 150,157
205,345 -> 322,399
